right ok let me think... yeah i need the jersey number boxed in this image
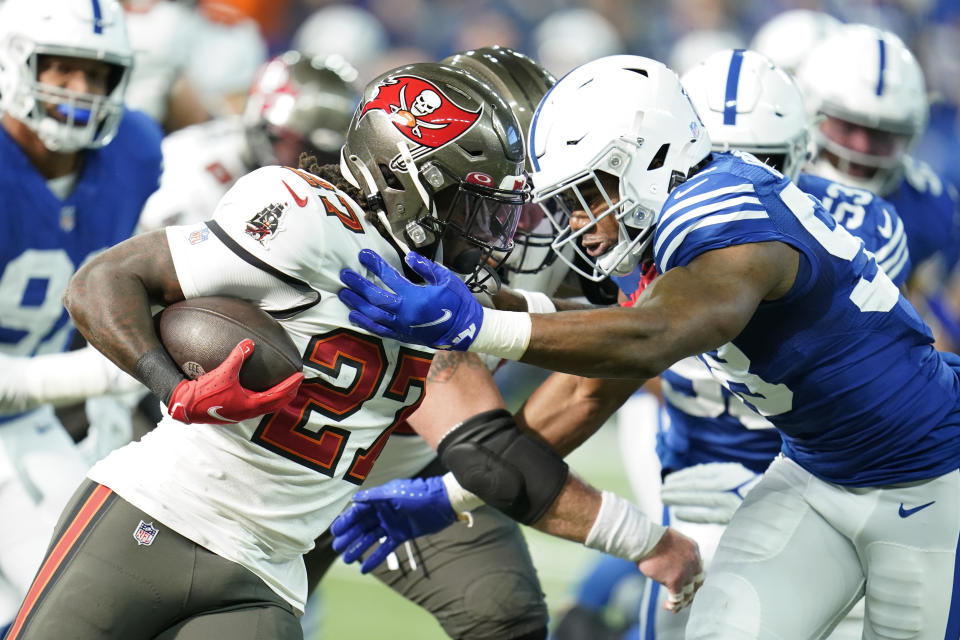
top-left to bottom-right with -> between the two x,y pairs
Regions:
251,328 -> 431,484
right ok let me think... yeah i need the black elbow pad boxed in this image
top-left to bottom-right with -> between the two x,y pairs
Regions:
438,409 -> 569,525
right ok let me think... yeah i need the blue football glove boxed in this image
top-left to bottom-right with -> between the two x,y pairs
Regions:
339,249 -> 484,350
331,476 -> 458,573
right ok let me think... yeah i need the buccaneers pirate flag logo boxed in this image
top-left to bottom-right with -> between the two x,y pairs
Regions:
360,76 -> 481,148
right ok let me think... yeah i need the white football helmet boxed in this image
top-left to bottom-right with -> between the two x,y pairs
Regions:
530,55 -> 711,281
750,9 -> 842,76
682,49 -> 810,180
796,24 -> 928,195
0,0 -> 133,152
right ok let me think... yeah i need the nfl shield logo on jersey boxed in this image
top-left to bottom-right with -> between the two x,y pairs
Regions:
133,520 -> 159,546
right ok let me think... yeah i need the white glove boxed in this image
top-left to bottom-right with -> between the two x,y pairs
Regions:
660,462 -> 761,524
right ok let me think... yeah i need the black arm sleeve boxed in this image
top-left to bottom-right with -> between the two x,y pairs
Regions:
438,408 -> 569,525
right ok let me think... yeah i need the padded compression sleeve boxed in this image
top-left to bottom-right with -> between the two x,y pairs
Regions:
438,408 -> 569,525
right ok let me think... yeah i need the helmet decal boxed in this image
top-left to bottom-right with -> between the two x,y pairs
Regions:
723,49 -> 746,125
876,37 -> 886,96
360,76 -> 481,148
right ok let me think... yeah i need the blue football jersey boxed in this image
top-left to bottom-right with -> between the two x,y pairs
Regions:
797,173 -> 911,287
650,151 -> 960,486
0,110 -> 162,420
885,156 -> 960,270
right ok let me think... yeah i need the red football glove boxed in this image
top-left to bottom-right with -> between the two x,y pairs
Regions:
167,339 -> 303,424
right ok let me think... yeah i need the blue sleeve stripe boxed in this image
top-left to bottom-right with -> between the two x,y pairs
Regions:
656,193 -> 763,256
659,208 -> 769,270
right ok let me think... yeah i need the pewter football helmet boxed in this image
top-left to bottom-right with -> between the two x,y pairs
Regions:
682,49 -> 810,180
341,62 -> 528,292
0,0 -> 133,152
444,46 -> 561,284
244,50 -> 359,168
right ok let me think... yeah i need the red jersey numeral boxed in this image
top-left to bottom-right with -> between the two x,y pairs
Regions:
283,167 -> 364,233
252,329 -> 432,483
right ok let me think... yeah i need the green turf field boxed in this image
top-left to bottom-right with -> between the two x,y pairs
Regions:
313,404 -> 635,639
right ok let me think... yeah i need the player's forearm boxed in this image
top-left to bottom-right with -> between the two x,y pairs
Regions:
530,473 -> 601,541
517,373 -> 643,457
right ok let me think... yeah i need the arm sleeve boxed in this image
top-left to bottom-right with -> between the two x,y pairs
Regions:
0,346 -> 144,415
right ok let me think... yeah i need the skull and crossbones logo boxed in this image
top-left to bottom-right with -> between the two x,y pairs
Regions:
391,85 -> 449,139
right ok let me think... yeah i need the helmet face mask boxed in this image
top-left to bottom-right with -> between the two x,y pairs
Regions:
0,0 -> 133,152
343,62 -> 528,293
529,55 -> 711,281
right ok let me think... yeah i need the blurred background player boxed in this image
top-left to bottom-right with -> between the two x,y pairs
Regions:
137,49 -> 359,232
748,9 -> 842,77
0,0 -> 162,635
797,23 -> 960,349
121,0 -> 210,133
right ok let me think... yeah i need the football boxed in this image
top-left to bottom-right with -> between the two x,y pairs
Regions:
157,296 -> 302,392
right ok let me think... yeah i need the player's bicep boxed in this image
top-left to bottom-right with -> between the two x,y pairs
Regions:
76,230 -> 184,305
641,241 -> 797,357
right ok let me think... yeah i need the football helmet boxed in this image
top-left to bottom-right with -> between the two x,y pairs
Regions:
341,62 -> 528,293
796,24 -> 928,195
749,9 -> 842,76
443,46 -> 561,283
0,0 -> 133,152
530,55 -> 711,281
682,49 -> 810,180
243,50 -> 359,169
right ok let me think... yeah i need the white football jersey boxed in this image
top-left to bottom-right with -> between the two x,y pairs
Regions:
88,166 -> 435,612
137,116 -> 251,232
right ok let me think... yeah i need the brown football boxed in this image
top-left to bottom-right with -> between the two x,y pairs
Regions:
157,296 -> 302,392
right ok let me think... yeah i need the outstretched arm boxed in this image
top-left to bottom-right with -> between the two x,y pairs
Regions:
339,241 -> 798,379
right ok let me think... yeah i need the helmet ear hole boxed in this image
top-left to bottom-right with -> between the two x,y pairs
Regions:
647,143 -> 670,170
378,163 -> 403,190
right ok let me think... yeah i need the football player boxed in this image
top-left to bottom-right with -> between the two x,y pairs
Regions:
796,24 -> 960,347
9,60 -> 700,640
137,49 -> 359,233
338,54 -> 960,638
0,0 -> 162,635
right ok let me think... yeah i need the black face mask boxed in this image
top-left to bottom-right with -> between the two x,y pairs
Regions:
418,174 -> 527,294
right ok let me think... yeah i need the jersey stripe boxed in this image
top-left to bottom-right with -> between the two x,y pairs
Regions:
6,484 -> 113,639
873,217 -> 910,283
660,209 -> 768,268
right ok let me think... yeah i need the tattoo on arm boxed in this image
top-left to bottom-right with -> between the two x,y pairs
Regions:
426,350 -> 484,384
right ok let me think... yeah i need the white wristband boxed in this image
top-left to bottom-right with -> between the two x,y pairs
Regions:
442,471 -> 484,525
585,491 -> 666,561
467,308 -> 531,360
515,289 -> 557,314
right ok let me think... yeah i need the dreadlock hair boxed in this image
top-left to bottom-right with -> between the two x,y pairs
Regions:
297,152 -> 391,236
298,152 -> 365,205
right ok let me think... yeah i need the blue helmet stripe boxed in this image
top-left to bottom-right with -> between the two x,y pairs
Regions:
876,37 -> 886,96
723,49 -> 746,125
91,0 -> 103,34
